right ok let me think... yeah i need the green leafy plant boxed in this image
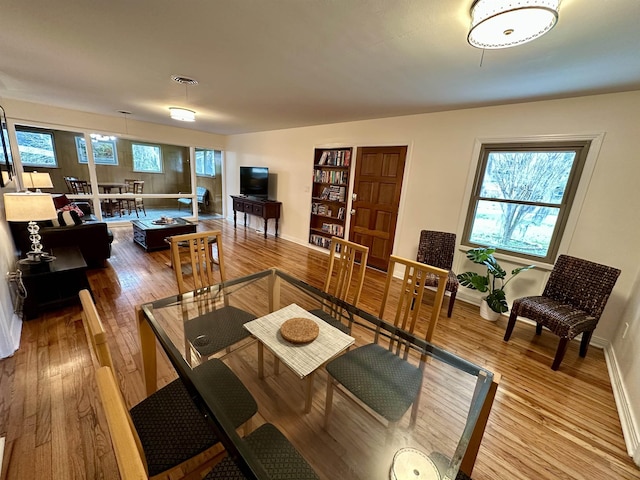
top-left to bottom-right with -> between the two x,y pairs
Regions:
457,247 -> 535,314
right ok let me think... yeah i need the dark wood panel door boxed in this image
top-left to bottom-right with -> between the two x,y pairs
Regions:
349,146 -> 407,271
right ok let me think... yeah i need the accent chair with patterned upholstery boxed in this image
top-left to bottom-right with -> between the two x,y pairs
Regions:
503,254 -> 620,370
416,230 -> 459,317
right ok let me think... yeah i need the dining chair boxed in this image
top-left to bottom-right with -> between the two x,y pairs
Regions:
504,254 -> 620,370
96,365 -> 318,480
324,255 -> 448,438
80,290 -> 258,479
64,176 -> 78,194
168,231 -> 256,359
129,180 -> 147,217
308,236 -> 369,333
416,229 -> 459,317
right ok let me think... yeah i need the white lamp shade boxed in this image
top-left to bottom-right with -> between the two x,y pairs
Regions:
24,171 -> 54,190
3,192 -> 57,221
468,0 -> 560,49
169,107 -> 196,122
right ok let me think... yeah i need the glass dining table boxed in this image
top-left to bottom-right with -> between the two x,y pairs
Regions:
138,268 -> 497,480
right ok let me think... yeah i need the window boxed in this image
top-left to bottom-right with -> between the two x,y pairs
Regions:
75,137 -> 118,165
195,148 -> 219,177
15,128 -> 57,167
132,143 -> 162,173
463,141 -> 590,263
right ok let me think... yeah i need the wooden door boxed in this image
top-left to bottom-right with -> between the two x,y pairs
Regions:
349,146 -> 407,271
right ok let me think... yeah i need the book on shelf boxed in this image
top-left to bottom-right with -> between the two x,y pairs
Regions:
318,151 -> 329,165
319,187 -> 330,199
337,207 -> 345,220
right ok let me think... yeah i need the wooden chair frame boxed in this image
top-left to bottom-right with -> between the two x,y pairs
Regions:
324,255 -> 449,440
169,230 -> 225,294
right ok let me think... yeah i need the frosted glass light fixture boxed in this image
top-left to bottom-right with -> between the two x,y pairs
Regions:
169,107 -> 196,122
468,0 -> 561,49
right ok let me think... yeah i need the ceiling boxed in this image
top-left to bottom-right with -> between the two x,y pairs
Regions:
1,0 -> 639,135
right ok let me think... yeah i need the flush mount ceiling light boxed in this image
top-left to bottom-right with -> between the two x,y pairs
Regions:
90,133 -> 116,142
169,75 -> 198,122
468,0 -> 561,49
169,107 -> 196,122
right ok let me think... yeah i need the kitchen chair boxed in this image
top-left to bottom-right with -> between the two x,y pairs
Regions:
123,179 -> 146,217
80,290 -> 258,479
504,254 -> 620,370
96,365 -> 318,480
416,229 -> 459,317
324,256 -> 448,437
64,176 -> 78,193
68,178 -> 91,195
168,231 -> 256,359
309,236 -> 369,334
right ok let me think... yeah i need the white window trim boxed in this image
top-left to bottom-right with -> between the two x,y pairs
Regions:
456,133 -> 605,270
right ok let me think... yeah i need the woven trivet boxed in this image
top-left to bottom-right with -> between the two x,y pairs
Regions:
280,317 -> 319,344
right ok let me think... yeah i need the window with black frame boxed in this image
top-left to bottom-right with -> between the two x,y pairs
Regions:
462,140 -> 590,263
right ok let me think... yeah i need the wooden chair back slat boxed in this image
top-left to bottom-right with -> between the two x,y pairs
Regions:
323,237 -> 369,306
169,230 -> 225,294
380,256 -> 448,344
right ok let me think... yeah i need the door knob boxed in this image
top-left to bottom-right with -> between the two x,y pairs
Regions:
350,209 -> 356,215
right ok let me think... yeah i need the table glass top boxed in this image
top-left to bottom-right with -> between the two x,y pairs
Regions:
141,268 -> 494,480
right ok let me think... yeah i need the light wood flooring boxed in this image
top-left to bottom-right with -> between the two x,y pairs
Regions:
0,219 -> 637,479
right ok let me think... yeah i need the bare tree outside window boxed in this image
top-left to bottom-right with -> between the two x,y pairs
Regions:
464,142 -> 590,263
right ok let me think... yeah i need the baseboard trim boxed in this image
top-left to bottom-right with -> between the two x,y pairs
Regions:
604,345 -> 640,464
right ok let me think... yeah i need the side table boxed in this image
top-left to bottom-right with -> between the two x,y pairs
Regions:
18,246 -> 91,320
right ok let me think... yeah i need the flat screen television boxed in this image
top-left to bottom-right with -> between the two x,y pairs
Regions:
240,166 -> 269,199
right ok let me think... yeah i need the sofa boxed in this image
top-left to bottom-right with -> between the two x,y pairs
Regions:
9,194 -> 114,268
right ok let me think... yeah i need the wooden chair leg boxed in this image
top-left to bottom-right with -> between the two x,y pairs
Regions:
579,331 -> 593,357
447,291 -> 456,317
503,310 -> 518,341
323,377 -> 335,430
552,338 -> 569,370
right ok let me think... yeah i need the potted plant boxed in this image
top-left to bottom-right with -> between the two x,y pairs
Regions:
457,247 -> 535,320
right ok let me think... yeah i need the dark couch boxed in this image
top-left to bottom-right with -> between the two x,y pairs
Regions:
9,195 -> 114,268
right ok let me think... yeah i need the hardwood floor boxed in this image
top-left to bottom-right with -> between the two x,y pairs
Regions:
0,218 -> 637,479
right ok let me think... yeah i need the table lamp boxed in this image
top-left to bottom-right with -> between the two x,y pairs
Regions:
3,192 -> 57,261
23,171 -> 53,192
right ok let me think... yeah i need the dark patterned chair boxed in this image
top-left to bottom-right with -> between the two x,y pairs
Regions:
81,290 -> 257,479
417,230 -> 459,317
504,255 -> 620,370
204,423 -> 319,479
324,256 -> 448,439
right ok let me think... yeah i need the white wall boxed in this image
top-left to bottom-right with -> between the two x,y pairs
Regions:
225,90 -> 640,457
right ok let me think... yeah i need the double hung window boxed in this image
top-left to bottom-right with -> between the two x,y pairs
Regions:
463,141 -> 590,263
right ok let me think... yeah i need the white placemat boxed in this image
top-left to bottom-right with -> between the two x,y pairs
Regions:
244,303 -> 355,378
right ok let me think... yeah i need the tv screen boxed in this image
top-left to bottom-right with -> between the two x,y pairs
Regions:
240,166 -> 269,198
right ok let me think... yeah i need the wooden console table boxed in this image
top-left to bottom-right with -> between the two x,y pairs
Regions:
231,195 -> 282,238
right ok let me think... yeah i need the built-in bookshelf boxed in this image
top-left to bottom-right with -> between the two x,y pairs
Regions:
309,147 -> 352,249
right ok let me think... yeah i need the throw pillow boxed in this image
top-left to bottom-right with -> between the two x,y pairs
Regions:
59,203 -> 85,217
52,194 -> 72,210
53,210 -> 82,227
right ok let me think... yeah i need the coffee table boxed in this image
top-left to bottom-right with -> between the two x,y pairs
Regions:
244,303 -> 355,413
131,217 -> 196,252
